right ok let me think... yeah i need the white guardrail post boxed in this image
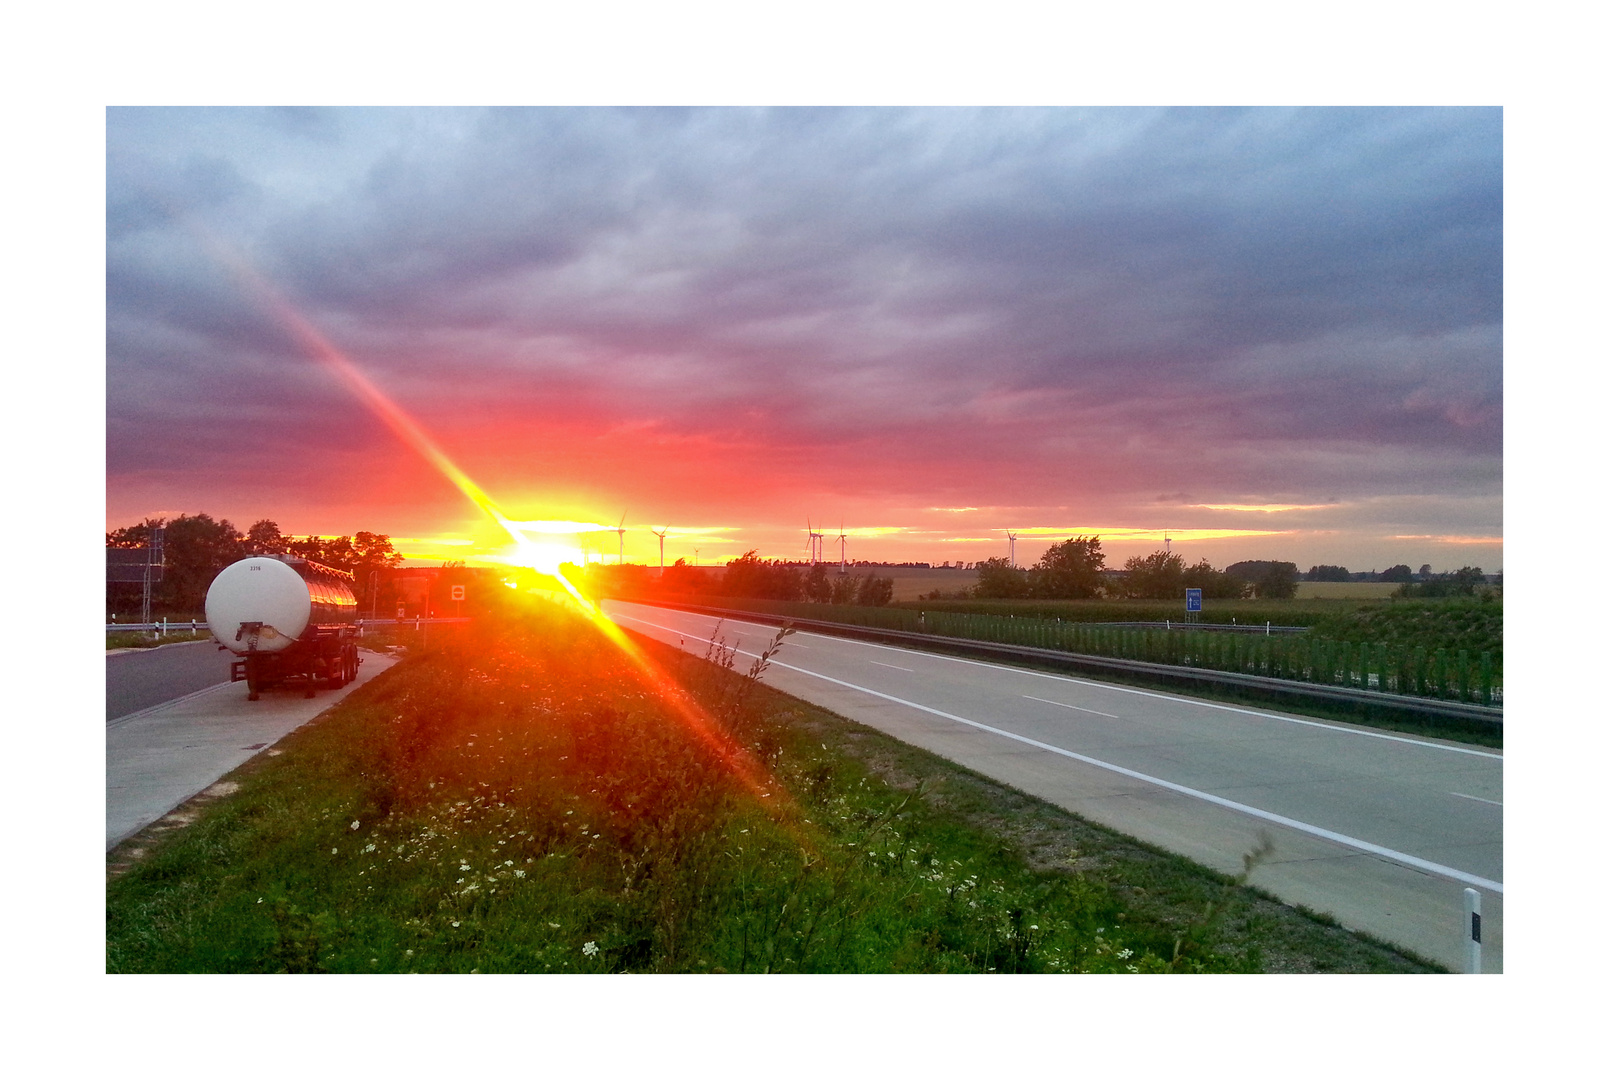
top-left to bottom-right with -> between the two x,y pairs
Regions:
1464,887 -> 1482,973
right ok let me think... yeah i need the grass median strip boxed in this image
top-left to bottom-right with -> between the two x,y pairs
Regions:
106,599 -> 1439,973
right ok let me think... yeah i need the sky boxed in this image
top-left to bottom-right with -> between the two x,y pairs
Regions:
106,106 -> 1502,574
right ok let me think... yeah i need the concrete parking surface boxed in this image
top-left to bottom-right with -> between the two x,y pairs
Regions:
106,648 -> 398,850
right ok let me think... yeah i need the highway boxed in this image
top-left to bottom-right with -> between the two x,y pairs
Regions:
604,599 -> 1504,971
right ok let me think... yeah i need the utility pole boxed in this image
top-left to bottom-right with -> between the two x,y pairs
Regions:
141,525 -> 165,631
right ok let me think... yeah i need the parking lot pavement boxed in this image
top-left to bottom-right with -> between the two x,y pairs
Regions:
106,649 -> 399,851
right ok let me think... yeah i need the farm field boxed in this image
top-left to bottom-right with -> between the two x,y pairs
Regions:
875,566 -> 980,601
105,599 -> 1436,974
1294,582 -> 1404,600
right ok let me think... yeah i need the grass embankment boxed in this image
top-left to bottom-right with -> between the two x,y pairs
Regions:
106,630 -> 213,650
106,600 -> 1439,974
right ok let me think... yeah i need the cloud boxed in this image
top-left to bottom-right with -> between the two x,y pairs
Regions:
106,108 -> 1501,561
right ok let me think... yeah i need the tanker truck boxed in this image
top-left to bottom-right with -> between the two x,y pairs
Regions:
205,555 -> 361,700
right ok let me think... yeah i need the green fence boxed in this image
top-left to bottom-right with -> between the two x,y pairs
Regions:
672,598 -> 1502,706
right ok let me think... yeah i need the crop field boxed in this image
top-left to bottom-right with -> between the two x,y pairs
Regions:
1293,582 -> 1404,600
892,595 -> 1406,626
105,599 -> 1436,974
876,566 -> 981,601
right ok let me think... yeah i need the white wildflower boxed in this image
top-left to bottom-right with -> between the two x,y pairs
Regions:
350,820 -> 361,831
582,941 -> 599,957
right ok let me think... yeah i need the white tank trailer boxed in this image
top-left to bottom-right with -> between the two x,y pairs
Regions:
205,555 -> 361,700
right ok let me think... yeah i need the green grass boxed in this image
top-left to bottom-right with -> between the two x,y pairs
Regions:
106,630 -> 213,650
106,600 -> 1440,974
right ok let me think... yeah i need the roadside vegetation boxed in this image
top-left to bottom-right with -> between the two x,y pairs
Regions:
107,513 -> 405,620
572,535 -> 1500,715
613,593 -> 1502,712
106,628 -> 213,650
105,598 -> 1437,974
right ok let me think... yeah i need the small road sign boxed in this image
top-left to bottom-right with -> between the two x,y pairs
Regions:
450,585 -> 466,602
1185,588 -> 1202,612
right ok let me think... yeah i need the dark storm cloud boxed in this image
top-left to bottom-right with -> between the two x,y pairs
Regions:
106,106 -> 1501,521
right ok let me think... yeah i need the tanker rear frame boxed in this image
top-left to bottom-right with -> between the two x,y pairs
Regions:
230,623 -> 361,700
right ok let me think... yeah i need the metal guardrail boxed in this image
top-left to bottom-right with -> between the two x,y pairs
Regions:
106,620 -> 210,635
107,617 -> 473,634
624,600 -> 1503,728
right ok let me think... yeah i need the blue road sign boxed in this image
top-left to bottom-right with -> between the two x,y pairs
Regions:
1185,588 -> 1202,612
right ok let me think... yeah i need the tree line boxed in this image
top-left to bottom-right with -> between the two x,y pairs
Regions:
973,537 -> 1298,600
581,551 -> 896,606
972,540 -> 1496,601
1308,564 -> 1493,588
106,513 -> 404,616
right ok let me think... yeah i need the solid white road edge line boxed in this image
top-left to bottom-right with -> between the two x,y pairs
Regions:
613,606 -> 1502,761
869,661 -> 914,671
614,609 -> 1505,894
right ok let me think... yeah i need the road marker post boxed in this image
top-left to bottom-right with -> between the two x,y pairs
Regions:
1464,887 -> 1482,973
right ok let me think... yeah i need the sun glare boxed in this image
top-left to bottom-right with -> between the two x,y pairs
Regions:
205,237 -> 800,828
492,541 -> 580,575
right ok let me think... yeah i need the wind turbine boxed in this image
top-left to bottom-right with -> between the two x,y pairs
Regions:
1006,529 -> 1018,568
651,525 -> 668,570
806,519 -> 824,565
614,513 -> 627,564
837,521 -> 848,574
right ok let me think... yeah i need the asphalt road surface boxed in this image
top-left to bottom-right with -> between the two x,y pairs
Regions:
106,640 -> 236,722
604,599 -> 1504,971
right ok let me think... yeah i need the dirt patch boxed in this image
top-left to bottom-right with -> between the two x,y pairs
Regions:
108,777 -> 246,881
